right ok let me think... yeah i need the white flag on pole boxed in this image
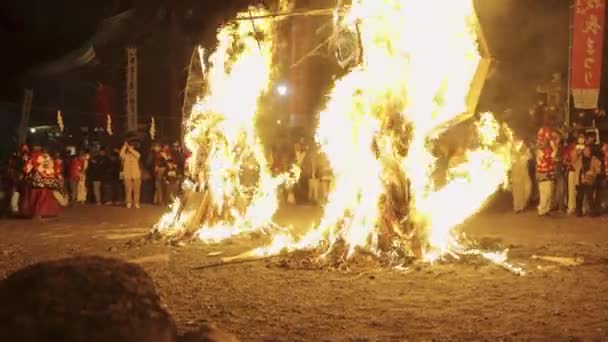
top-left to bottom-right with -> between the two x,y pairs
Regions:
150,116 -> 156,140
107,114 -> 113,136
57,110 -> 64,132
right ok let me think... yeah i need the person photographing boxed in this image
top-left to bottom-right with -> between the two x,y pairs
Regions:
120,140 -> 142,209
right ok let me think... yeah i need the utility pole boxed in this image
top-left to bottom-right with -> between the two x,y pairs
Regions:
288,0 -> 313,140
17,88 -> 34,145
565,0 -> 573,127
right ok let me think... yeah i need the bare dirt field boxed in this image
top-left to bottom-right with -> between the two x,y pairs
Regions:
1,199 -> 607,341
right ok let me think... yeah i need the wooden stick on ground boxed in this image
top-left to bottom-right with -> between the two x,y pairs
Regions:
190,255 -> 279,270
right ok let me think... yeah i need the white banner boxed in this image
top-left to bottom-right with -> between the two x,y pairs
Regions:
126,47 -> 138,132
572,88 -> 600,110
18,88 -> 34,144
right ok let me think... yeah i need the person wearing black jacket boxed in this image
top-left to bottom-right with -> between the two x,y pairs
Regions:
163,159 -> 181,205
89,148 -> 111,205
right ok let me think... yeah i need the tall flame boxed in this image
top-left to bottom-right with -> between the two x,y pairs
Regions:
156,8 -> 297,241
245,0 -> 514,261
158,1 -> 518,270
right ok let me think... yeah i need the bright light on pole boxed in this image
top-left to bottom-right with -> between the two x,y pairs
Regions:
277,84 -> 288,96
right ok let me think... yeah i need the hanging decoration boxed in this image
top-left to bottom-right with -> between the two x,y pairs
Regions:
150,116 -> 156,140
106,114 -> 113,136
57,110 -> 64,133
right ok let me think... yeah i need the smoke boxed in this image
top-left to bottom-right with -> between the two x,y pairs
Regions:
476,0 -> 570,138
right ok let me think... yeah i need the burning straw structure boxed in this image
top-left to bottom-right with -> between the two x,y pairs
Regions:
155,0 -> 525,275
155,7 -> 299,242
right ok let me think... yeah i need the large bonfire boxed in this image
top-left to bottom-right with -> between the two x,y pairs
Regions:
156,0 -> 523,273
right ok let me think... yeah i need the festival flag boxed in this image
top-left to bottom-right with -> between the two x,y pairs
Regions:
57,110 -> 64,132
106,114 -> 113,136
95,83 -> 116,127
571,0 -> 606,109
150,116 -> 156,140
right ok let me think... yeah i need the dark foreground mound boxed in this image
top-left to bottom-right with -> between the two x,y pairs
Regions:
0,256 -> 237,342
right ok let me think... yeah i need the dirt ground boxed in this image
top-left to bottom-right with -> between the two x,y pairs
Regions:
1,199 -> 608,341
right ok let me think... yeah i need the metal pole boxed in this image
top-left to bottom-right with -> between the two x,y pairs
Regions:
566,0 -> 574,128
17,88 -> 34,146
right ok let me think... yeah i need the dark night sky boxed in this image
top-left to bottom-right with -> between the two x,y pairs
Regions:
1,1 -> 109,94
0,0 -> 253,100
0,1 -> 570,86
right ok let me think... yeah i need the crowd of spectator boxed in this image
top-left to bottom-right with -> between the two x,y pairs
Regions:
512,101 -> 608,217
269,140 -> 333,206
0,133 -> 339,219
0,139 -> 187,219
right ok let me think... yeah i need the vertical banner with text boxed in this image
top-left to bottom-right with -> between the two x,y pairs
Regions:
126,47 -> 138,132
571,0 -> 606,109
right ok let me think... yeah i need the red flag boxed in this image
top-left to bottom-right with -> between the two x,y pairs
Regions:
95,83 -> 116,127
571,0 -> 606,109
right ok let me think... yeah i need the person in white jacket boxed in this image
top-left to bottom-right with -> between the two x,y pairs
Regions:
120,141 -> 142,209
511,142 -> 532,212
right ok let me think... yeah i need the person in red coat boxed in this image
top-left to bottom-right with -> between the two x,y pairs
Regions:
536,126 -> 553,150
53,153 -> 65,180
19,147 -> 64,219
536,144 -> 555,216
68,152 -> 86,204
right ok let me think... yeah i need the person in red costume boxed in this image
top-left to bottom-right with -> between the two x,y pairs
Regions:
68,151 -> 86,204
535,114 -> 557,216
536,144 -> 556,216
536,122 -> 554,150
19,146 -> 65,219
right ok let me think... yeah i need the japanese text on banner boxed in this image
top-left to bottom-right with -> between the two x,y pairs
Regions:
571,0 -> 606,109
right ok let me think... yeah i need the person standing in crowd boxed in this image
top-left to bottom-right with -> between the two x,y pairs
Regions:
564,135 -> 579,215
68,150 -> 85,205
171,141 -> 185,172
120,140 -> 142,209
153,144 -> 170,205
586,132 -> 603,213
551,130 -> 566,212
0,164 -> 9,217
308,148 -> 320,205
573,145 -> 601,217
536,144 -> 556,216
53,152 -> 64,181
89,148 -> 110,205
53,152 -> 67,199
154,158 -> 167,205
7,147 -> 26,214
600,140 -> 608,213
318,151 -> 333,205
163,159 -> 181,205
88,150 -> 101,205
511,141 -> 532,212
109,148 -> 124,205
536,116 -> 556,216
19,147 -> 64,219
146,144 -> 159,203
293,141 -> 309,204
76,150 -> 89,204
